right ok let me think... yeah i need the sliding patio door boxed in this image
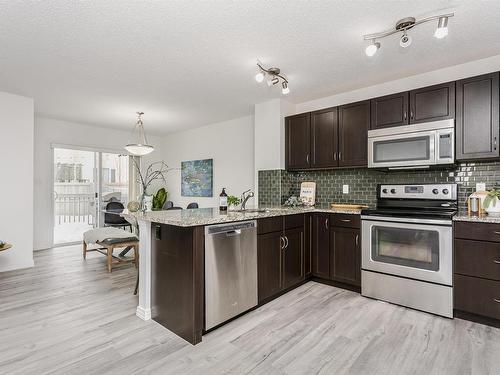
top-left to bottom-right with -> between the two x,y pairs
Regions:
53,147 -> 130,246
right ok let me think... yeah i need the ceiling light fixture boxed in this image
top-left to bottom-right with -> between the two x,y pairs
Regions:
124,112 -> 154,156
255,61 -> 290,95
363,12 -> 454,56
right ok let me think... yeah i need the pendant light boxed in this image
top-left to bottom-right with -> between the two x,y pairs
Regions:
124,112 -> 154,156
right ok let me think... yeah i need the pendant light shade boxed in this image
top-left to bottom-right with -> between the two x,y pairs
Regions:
125,112 -> 154,156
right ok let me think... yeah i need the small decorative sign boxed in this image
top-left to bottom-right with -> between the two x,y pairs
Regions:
181,159 -> 213,197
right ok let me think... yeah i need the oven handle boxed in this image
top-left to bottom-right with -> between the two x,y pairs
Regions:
361,215 -> 452,226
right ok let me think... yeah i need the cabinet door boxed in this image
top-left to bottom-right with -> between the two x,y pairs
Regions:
311,107 -> 338,167
409,82 -> 455,124
456,73 -> 500,160
312,213 -> 330,279
257,231 -> 282,302
338,100 -> 370,167
370,92 -> 409,129
330,226 -> 360,286
282,226 -> 305,289
285,113 -> 311,169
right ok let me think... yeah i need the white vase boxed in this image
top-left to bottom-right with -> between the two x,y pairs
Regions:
143,195 -> 153,212
485,197 -> 500,216
228,204 -> 238,211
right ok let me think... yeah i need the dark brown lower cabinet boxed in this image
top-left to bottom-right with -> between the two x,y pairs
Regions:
312,213 -> 330,278
257,216 -> 305,303
282,226 -> 305,289
330,226 -> 361,286
257,231 -> 283,301
453,222 -> 500,324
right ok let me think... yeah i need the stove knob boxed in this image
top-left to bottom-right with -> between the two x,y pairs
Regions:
382,188 -> 388,194
390,189 -> 396,194
432,188 -> 439,194
442,189 -> 449,195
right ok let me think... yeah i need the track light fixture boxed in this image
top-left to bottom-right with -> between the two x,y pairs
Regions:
363,12 -> 454,56
255,61 -> 290,95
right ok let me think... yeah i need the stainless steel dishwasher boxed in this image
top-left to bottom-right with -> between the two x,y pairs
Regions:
204,220 -> 257,330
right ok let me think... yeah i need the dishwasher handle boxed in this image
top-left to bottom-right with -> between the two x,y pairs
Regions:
225,230 -> 242,237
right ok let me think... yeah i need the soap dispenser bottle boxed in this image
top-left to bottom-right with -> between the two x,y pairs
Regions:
219,188 -> 228,211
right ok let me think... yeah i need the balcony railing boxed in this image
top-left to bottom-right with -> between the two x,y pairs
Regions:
54,193 -> 95,225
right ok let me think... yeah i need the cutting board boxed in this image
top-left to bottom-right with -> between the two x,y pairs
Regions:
330,203 -> 369,210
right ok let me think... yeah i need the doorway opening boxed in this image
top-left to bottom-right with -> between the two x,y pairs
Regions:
53,147 -> 130,246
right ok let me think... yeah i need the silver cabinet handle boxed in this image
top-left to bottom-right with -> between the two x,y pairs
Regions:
341,219 -> 351,222
284,236 -> 289,249
334,152 -> 337,161
404,111 -> 407,121
306,154 -> 310,164
356,234 -> 359,246
494,137 -> 498,151
339,151 -> 342,160
410,108 -> 414,119
280,236 -> 285,249
494,298 -> 500,303
494,260 -> 500,264
494,231 -> 500,235
325,218 -> 329,230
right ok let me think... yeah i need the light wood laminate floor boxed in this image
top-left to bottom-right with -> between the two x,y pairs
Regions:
0,246 -> 498,375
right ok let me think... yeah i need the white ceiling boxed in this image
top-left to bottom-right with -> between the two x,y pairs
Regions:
1,0 -> 500,134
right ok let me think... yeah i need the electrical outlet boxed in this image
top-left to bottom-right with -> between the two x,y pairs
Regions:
476,183 -> 486,192
343,185 -> 349,194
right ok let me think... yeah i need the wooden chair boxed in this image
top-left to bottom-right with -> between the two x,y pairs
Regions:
83,238 -> 139,273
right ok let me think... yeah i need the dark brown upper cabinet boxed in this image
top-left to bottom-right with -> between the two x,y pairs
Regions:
371,92 -> 409,129
285,113 -> 311,169
311,107 -> 338,168
409,82 -> 455,124
456,72 -> 500,161
370,82 -> 455,130
338,100 -> 370,167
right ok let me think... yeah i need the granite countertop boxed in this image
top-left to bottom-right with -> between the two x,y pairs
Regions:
124,206 -> 364,227
453,211 -> 500,224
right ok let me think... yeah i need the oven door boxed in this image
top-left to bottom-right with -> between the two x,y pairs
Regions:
361,217 -> 452,285
368,130 -> 436,168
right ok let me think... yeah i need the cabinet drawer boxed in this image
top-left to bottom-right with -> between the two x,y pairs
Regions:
455,239 -> 500,281
284,214 -> 304,230
258,217 -> 282,235
454,221 -> 500,242
454,274 -> 500,320
332,214 -> 360,229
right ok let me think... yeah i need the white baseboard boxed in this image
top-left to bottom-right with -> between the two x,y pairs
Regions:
136,306 -> 151,321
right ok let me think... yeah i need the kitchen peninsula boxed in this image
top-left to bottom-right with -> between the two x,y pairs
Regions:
126,206 -> 363,344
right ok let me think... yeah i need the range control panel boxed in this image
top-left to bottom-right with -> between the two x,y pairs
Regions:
379,184 -> 457,200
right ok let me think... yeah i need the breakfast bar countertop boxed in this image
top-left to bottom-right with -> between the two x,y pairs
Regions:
124,205 -> 364,227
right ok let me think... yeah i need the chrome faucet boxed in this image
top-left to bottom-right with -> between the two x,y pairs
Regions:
241,189 -> 255,211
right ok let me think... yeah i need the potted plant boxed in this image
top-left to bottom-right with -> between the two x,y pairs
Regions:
152,188 -> 168,210
131,159 -> 173,212
227,195 -> 241,211
483,189 -> 500,216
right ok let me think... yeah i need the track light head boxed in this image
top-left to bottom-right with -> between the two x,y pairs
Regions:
434,16 -> 449,39
281,82 -> 290,95
365,41 -> 380,57
255,71 -> 264,83
267,76 -> 279,87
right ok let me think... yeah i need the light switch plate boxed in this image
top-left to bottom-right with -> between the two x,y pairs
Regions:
343,185 -> 349,194
476,183 -> 486,192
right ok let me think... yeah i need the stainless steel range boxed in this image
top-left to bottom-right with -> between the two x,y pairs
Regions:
361,183 -> 457,318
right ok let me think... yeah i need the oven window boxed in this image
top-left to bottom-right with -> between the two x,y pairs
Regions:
371,226 -> 439,271
373,136 -> 430,163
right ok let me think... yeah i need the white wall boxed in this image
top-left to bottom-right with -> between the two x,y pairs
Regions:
0,92 -> 34,272
34,117 -> 163,250
295,54 -> 500,114
161,116 -> 255,208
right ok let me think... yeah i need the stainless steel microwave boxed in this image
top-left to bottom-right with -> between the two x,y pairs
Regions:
368,119 -> 454,169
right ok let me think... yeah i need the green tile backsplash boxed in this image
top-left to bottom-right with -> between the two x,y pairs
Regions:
258,161 -> 500,209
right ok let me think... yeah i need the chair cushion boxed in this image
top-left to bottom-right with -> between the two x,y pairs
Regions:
83,227 -> 138,245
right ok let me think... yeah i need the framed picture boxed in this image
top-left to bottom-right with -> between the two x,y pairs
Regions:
181,158 -> 213,197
